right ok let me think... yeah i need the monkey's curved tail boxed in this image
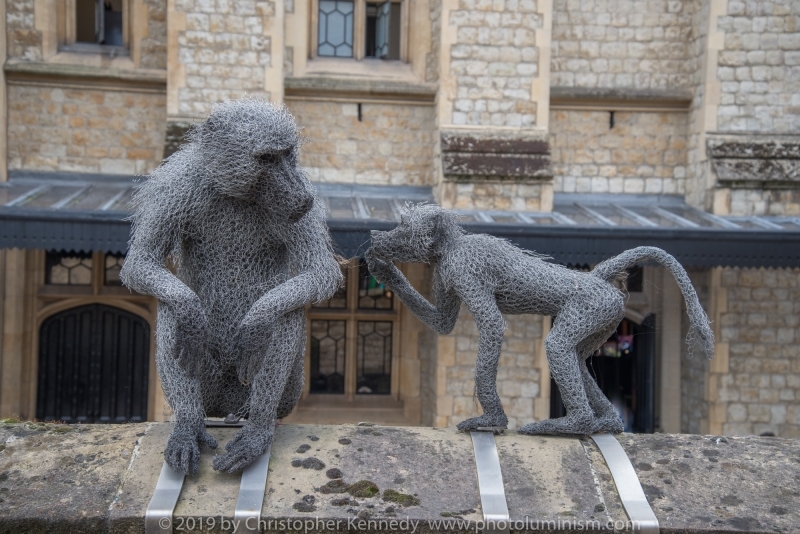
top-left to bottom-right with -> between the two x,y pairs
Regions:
591,246 -> 715,360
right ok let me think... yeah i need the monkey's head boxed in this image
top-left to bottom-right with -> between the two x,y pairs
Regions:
369,203 -> 464,263
190,98 -> 315,223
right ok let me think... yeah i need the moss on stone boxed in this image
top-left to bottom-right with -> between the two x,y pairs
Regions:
348,480 -> 379,498
382,489 -> 420,507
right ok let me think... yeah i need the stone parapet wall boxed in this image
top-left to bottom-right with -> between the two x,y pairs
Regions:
1,422 -> 798,533
551,0 -> 697,90
550,109 -> 687,194
7,85 -> 166,175
288,100 -> 437,186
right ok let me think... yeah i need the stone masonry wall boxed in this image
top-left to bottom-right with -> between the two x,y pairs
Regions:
175,0 -> 274,115
728,189 -> 800,216
448,0 -> 541,126
716,0 -> 800,132
550,109 -> 688,194
141,0 -> 168,69
684,0 -> 710,211
441,181 -> 550,210
6,0 -> 40,61
289,101 -> 437,186
7,85 -> 166,175
551,0 -> 697,89
437,306 -> 544,430
716,268 -> 800,438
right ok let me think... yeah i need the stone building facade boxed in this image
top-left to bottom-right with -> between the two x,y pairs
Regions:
0,0 -> 798,438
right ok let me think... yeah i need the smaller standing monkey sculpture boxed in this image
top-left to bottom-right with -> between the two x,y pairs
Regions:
121,99 -> 342,474
366,204 -> 714,435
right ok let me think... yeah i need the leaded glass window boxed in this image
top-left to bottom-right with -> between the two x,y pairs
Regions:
318,0 -> 354,57
356,321 -> 392,394
46,251 -> 93,285
104,254 -> 125,286
309,320 -> 347,394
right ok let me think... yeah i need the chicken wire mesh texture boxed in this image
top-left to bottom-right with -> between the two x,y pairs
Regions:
121,97 -> 342,474
366,203 -> 714,436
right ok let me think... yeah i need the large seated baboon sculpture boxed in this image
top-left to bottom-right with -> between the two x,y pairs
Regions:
366,204 -> 714,435
121,99 -> 342,474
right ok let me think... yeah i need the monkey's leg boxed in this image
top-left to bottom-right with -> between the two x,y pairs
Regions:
156,307 -> 218,474
213,309 -> 305,473
579,360 -> 624,434
277,318 -> 307,419
575,326 -> 624,433
518,312 -> 596,435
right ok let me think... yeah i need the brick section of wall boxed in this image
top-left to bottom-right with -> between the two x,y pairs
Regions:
6,0 -> 41,61
289,101 -> 437,186
7,85 -> 167,175
551,0 -> 697,89
175,0 -> 274,115
716,1 -> 800,132
550,110 -> 688,194
437,307 -> 544,430
441,181 -> 550,210
717,268 -> 800,438
449,0 -> 541,127
141,0 -> 168,69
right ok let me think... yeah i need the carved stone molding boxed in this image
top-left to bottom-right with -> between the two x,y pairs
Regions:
708,135 -> 800,188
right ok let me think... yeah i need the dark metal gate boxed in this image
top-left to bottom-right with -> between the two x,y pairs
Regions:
37,304 -> 150,423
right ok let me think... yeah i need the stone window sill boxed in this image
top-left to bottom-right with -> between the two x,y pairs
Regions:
286,57 -> 436,103
3,58 -> 166,91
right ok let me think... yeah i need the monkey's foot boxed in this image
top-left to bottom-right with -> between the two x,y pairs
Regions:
456,414 -> 509,432
518,413 -> 594,436
213,422 -> 274,473
591,414 -> 624,434
165,423 -> 218,475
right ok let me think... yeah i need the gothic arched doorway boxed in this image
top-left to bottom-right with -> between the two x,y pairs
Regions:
37,304 -> 150,423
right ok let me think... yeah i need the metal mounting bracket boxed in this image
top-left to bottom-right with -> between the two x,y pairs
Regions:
591,434 -> 659,534
470,430 -> 510,534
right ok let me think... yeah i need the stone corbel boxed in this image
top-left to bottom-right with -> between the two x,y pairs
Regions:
708,134 -> 800,189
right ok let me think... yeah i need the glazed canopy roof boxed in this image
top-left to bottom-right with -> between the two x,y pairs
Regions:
1,170 -> 799,268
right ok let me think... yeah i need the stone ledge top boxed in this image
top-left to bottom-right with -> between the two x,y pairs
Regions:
0,422 -> 798,533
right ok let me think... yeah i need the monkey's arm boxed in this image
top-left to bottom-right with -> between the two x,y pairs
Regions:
365,250 -> 461,335
120,192 -> 210,374
455,283 -> 509,430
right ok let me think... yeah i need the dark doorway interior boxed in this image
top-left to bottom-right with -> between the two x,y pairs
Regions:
37,304 -> 150,423
550,315 -> 656,433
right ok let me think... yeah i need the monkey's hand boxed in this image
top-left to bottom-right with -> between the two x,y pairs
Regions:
165,419 -> 218,474
213,421 -> 274,473
365,248 -> 403,286
171,293 -> 212,377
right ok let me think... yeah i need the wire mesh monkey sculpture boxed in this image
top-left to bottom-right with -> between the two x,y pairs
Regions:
121,98 -> 342,474
366,204 -> 714,435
